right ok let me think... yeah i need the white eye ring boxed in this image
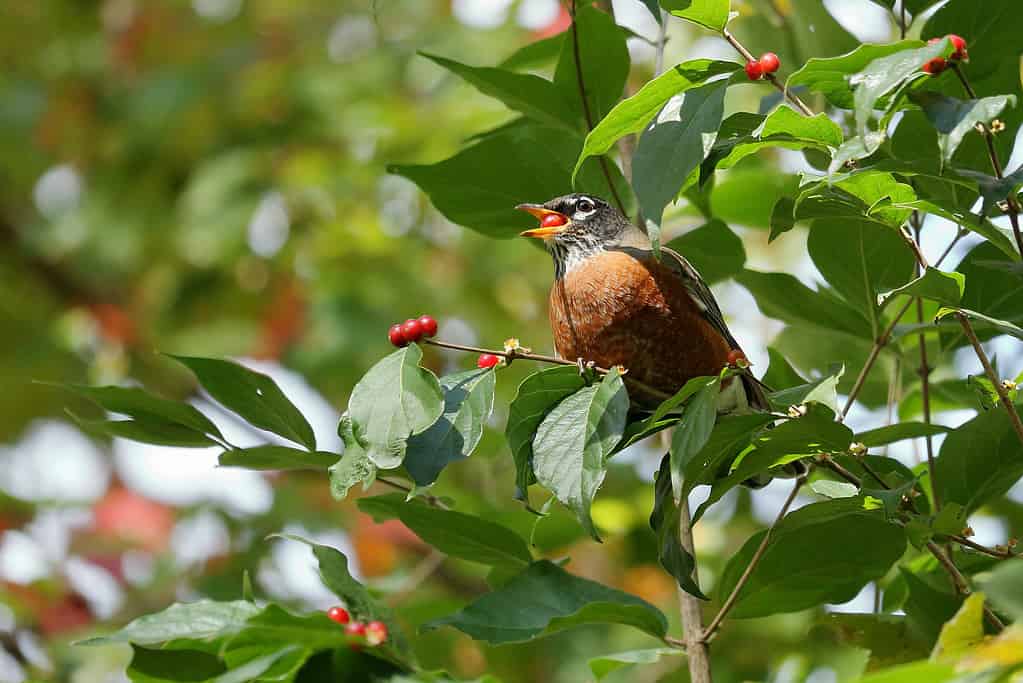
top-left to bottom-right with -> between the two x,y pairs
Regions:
574,199 -> 596,218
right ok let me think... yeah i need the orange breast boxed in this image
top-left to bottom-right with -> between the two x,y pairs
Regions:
549,250 -> 731,402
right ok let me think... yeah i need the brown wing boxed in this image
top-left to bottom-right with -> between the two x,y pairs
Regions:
656,246 -> 771,411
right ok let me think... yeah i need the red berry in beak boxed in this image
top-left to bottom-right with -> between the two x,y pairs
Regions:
540,213 -> 567,228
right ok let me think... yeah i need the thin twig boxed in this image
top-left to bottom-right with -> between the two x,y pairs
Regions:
950,534 -> 1020,559
950,63 -> 1023,259
840,229 -> 964,419
702,475 -> 807,642
926,540 -> 1005,631
955,312 -> 1023,448
912,215 -> 940,510
569,0 -> 627,216
721,28 -> 813,117
376,476 -> 451,510
421,338 -> 671,400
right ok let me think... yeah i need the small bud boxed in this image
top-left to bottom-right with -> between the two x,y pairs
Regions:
961,526 -> 975,538
991,119 -> 1006,133
612,364 -> 628,376
849,442 -> 867,457
1008,538 -> 1018,548
787,404 -> 807,418
997,200 -> 1011,213
1002,379 -> 1017,391
975,122 -> 987,134
503,337 -> 531,355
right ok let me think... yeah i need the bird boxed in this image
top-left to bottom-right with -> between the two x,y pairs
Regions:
516,192 -> 769,413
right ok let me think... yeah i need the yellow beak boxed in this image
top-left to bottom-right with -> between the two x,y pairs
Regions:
516,203 -> 570,238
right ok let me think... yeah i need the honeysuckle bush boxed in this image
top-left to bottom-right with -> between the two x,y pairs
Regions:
61,0 -> 1023,681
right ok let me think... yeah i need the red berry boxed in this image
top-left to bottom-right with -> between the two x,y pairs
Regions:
327,606 -> 350,625
417,315 -> 438,338
365,620 -> 388,646
759,52 -> 780,74
477,354 -> 500,369
540,213 -> 568,228
388,324 -> 407,348
345,621 -> 366,637
948,34 -> 967,60
726,349 -> 748,367
923,57 -> 947,75
401,318 -> 424,343
745,60 -> 764,81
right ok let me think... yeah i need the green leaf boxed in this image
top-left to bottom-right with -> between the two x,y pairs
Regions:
855,422 -> 949,448
881,268 -> 965,308
356,494 -> 532,568
940,308 -> 1023,342
660,0 -> 730,31
956,165 -> 1023,218
274,535 -> 408,656
60,384 -> 223,444
855,660 -> 955,683
588,648 -> 683,680
505,366 -> 587,496
532,368 -> 629,540
932,593 -> 985,662
421,53 -> 578,131
737,269 -> 871,338
977,560 -> 1023,621
701,106 -> 844,181
330,414 -> 376,500
633,78 -> 729,228
850,39 -> 952,138
762,347 -> 806,391
807,219 -> 916,337
67,411 -> 218,448
554,5 -> 629,125
828,132 -> 886,176
811,481 -> 859,499
213,647 -> 303,683
171,356 -> 316,451
768,365 -> 843,412
910,92 -> 1016,163
933,404 -> 1023,514
574,59 -> 739,178
893,199 -> 1020,262
650,454 -> 706,599
663,219 -> 745,285
788,41 -> 922,110
717,499 -> 906,618
392,122 -> 631,238
751,403 -> 852,462
405,368 -> 496,486
952,242 -> 1023,343
500,33 -> 566,71
711,167 -> 800,230
218,446 -> 340,471
900,568 -> 962,646
813,613 -> 929,669
423,560 -> 668,644
126,646 -> 226,683
680,412 -> 775,499
669,374 -> 720,500
347,344 -> 444,470
78,600 -> 259,646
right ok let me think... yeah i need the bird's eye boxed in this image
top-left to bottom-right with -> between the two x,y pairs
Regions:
575,198 -> 596,216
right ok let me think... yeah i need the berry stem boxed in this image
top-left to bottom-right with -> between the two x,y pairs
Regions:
421,337 -> 672,400
721,28 -> 814,117
950,63 -> 1023,259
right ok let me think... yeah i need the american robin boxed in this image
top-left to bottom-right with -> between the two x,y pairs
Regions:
516,193 -> 769,412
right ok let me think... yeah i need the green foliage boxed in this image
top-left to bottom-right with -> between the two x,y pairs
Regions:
423,560 -> 668,644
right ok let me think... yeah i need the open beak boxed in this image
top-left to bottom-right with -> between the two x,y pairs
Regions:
516,203 -> 570,238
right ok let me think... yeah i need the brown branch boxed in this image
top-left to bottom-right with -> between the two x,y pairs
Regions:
721,28 -> 814,117
950,63 -> 1023,259
677,495 -> 712,683
421,337 -> 672,400
702,474 -> 806,642
569,0 -> 627,216
955,312 -> 1023,448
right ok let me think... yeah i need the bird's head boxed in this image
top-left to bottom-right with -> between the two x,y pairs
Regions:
516,194 -> 640,276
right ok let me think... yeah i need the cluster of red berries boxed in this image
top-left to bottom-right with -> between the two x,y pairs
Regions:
923,34 -> 967,75
388,315 -> 438,347
745,52 -> 780,80
327,606 -> 388,646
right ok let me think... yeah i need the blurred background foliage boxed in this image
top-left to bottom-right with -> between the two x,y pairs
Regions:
1,1 -> 1020,682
